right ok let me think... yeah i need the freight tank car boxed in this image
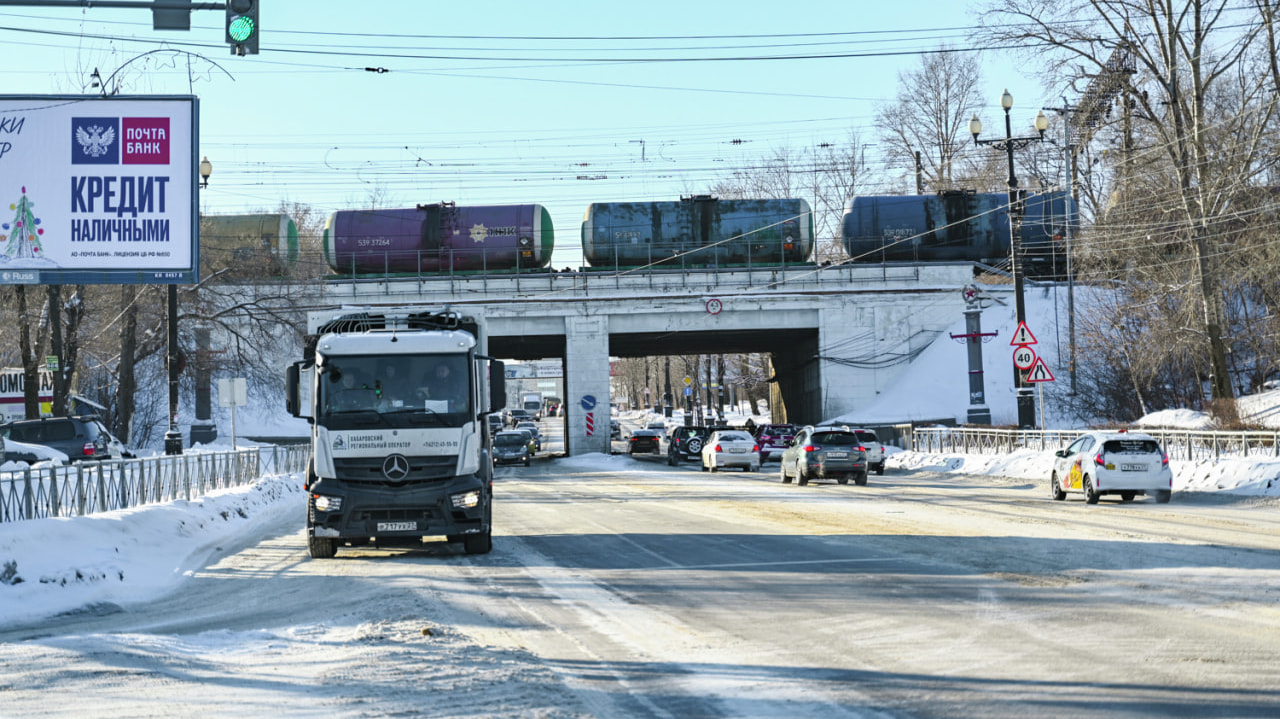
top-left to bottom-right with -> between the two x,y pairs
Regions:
841,190 -> 1074,274
200,213 -> 299,277
581,195 -> 813,269
324,202 -> 553,275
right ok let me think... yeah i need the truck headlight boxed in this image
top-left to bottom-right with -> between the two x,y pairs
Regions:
451,490 -> 481,509
312,494 -> 342,512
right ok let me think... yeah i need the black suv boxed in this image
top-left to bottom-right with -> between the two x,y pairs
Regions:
666,425 -> 732,465
1,415 -> 127,462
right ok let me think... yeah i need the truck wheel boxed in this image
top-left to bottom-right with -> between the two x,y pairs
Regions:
854,472 -> 868,486
1154,490 -> 1171,504
797,467 -> 809,486
1120,491 -> 1136,502
308,535 -> 337,559
780,462 -> 792,484
1050,473 -> 1066,501
1083,475 -> 1099,504
464,533 -> 492,554
874,463 -> 885,476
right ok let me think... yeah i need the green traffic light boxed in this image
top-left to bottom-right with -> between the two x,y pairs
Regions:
228,15 -> 255,43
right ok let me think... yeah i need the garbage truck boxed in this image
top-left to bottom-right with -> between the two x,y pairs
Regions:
286,306 -> 505,558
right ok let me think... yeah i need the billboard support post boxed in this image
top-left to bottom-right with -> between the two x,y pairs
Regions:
165,284 -> 183,455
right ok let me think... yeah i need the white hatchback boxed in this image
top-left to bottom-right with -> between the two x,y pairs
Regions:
1050,430 -> 1172,504
701,430 -> 761,472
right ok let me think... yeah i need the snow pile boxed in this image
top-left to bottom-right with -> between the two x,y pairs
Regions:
1134,408 -> 1215,429
0,473 -> 303,628
888,446 -> 1280,496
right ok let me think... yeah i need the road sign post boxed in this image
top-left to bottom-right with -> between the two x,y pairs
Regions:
1009,321 -> 1039,429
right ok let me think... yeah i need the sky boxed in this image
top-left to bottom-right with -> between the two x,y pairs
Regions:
0,0 -> 1054,266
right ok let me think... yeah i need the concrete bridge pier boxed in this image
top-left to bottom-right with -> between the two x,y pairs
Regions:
564,315 -> 612,456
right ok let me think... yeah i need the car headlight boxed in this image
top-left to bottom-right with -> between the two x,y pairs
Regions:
312,494 -> 342,512
451,490 -> 481,509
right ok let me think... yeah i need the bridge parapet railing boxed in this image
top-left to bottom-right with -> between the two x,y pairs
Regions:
0,444 -> 311,524
910,427 -> 1280,462
313,259 -> 978,302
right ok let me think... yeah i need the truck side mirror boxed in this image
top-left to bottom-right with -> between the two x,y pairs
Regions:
286,362 -> 301,417
489,360 -> 506,414
286,361 -> 314,421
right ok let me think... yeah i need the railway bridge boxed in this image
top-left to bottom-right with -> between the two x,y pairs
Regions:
299,262 -> 987,456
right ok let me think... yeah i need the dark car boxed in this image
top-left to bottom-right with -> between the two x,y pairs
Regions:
486,414 -> 503,434
779,426 -> 868,486
507,409 -> 532,427
1,415 -> 129,463
754,423 -> 798,461
492,430 -> 532,466
666,425 -> 733,465
628,429 -> 662,455
515,421 -> 542,452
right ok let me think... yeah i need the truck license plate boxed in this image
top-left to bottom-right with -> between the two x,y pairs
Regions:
377,521 -> 417,532
1120,464 -> 1146,472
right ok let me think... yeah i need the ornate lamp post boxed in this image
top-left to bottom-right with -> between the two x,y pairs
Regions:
970,90 -> 1049,429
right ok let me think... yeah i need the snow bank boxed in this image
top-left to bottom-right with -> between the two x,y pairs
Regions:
888,448 -> 1280,496
0,473 -> 304,628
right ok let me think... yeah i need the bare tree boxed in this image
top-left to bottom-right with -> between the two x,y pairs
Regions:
983,0 -> 1279,415
875,49 -> 985,193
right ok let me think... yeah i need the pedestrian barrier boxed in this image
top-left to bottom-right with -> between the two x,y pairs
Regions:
910,426 -> 1280,462
0,444 -> 311,524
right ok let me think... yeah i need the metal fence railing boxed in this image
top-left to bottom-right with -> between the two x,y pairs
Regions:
0,444 -> 311,524
910,427 -> 1280,463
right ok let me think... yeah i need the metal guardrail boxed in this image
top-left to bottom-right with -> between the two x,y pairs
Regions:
0,444 -> 311,524
910,426 -> 1280,462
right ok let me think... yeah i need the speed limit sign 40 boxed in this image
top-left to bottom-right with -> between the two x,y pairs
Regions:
1013,346 -> 1037,370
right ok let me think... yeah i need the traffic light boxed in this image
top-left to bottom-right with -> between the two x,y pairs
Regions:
225,0 -> 259,55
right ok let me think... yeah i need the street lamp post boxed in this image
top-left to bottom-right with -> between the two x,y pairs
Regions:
970,91 -> 1049,429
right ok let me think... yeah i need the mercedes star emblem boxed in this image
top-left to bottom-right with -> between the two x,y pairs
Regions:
382,454 -> 410,480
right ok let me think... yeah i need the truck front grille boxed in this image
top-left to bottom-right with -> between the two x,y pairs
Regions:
333,455 -> 459,485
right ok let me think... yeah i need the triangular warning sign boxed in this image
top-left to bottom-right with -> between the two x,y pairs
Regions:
1010,321 -> 1038,346
1025,356 -> 1055,382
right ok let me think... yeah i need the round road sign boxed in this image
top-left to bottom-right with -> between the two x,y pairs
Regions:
1013,346 -> 1037,370
706,298 -> 723,315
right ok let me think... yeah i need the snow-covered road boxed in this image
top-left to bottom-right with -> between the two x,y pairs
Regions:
2,452 -> 1279,718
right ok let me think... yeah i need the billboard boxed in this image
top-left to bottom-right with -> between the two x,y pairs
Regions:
0,95 -> 198,284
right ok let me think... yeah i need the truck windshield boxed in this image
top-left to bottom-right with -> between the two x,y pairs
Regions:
318,353 -> 471,429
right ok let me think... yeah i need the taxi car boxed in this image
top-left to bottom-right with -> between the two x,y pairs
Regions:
1050,430 -> 1172,504
780,426 -> 868,486
700,430 -> 760,472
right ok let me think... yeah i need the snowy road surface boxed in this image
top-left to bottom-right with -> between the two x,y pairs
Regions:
2,452 -> 1280,718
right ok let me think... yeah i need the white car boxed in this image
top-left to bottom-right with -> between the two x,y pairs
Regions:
700,430 -> 760,472
849,428 -> 886,475
1050,430 -> 1172,504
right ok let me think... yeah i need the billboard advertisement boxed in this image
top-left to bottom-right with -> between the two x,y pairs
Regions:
0,95 -> 198,285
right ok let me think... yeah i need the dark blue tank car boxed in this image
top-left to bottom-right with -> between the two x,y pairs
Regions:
581,195 -> 813,268
840,190 -> 1075,271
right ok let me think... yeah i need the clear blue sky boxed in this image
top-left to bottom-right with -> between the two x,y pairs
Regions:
0,0 -> 1050,263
